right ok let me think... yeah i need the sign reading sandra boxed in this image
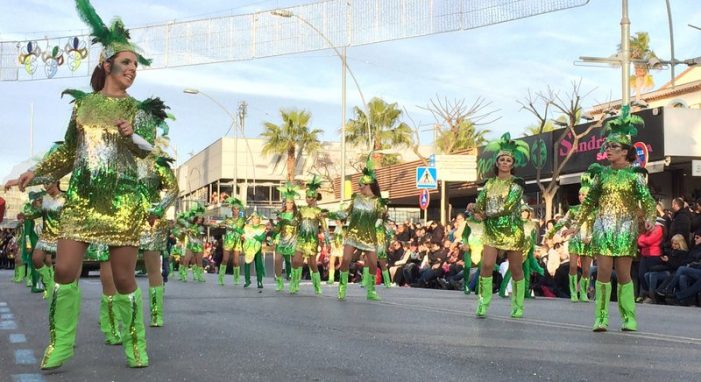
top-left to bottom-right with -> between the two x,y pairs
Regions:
416,167 -> 438,189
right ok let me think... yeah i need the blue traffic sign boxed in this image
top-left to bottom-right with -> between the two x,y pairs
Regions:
416,167 -> 438,189
419,189 -> 430,209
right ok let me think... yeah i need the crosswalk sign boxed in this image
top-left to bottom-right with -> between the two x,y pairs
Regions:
416,167 -> 438,189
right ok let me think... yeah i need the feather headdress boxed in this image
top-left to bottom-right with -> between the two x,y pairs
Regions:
305,175 -> 323,198
277,182 -> 301,202
600,105 -> 644,151
478,132 -> 530,177
359,154 -> 377,185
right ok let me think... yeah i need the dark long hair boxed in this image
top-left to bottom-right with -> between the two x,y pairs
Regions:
624,145 -> 637,163
369,180 -> 381,198
90,57 -> 114,92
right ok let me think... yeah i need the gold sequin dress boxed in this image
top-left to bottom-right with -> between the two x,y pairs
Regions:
296,206 -> 328,257
31,93 -> 154,247
473,176 -> 525,252
137,156 -> 178,252
343,193 -> 384,252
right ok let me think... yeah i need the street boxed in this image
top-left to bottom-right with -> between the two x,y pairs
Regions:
2,269 -> 701,382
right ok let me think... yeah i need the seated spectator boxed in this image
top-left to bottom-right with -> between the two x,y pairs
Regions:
636,217 -> 665,302
402,240 -> 430,286
393,241 -> 420,286
437,240 -> 465,290
657,230 -> 701,304
412,241 -> 447,288
653,234 -> 694,298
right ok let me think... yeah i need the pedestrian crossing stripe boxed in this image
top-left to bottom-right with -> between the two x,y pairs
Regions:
416,167 -> 437,189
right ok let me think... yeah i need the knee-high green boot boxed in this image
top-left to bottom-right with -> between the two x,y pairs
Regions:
149,286 -> 164,327
179,266 -> 187,282
31,266 -> 44,293
569,274 -> 579,302
593,281 -> 611,332
476,276 -> 493,318
217,263 -> 227,285
327,267 -> 335,285
463,254 -> 471,295
617,281 -> 637,331
99,294 -> 122,345
41,281 -> 80,370
244,264 -> 252,288
366,273 -> 381,301
337,271 -> 349,300
510,278 -> 525,318
284,256 -> 292,279
275,275 -> 284,291
360,266 -> 369,288
168,261 -> 174,276
382,269 -> 391,288
25,263 -> 33,287
232,266 -> 241,285
289,267 -> 300,294
312,271 -> 322,295
37,266 -> 53,301
498,270 -> 511,298
579,277 -> 590,302
255,254 -> 265,289
114,288 -> 149,368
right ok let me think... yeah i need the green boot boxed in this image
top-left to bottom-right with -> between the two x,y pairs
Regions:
510,278 -> 525,318
360,266 -> 369,288
14,264 -> 25,283
366,274 -> 381,301
382,269 -> 391,288
25,265 -> 33,287
232,266 -> 241,285
99,294 -> 122,345
337,271 -> 349,300
327,268 -> 335,285
114,288 -> 149,368
476,276 -> 493,318
244,264 -> 251,288
579,277 -> 590,302
289,268 -> 300,294
284,256 -> 292,279
568,274 -> 579,303
149,286 -> 164,327
37,266 -> 53,301
31,267 -> 44,293
312,272 -> 322,295
255,253 -> 265,289
275,276 -> 284,291
40,281 -> 81,370
178,266 -> 187,282
463,260 -> 471,295
217,264 -> 226,285
617,281 -> 637,331
593,281 -> 611,332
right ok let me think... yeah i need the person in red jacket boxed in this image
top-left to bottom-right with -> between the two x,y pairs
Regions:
636,217 -> 665,302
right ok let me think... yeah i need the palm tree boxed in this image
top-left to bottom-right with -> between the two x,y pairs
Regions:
261,109 -> 322,182
620,32 -> 657,102
522,120 -> 554,137
345,97 -> 413,166
435,119 -> 490,154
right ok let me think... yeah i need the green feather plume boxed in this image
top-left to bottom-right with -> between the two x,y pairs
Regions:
305,175 -> 323,197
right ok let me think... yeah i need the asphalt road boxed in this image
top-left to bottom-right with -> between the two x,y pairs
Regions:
2,269 -> 701,382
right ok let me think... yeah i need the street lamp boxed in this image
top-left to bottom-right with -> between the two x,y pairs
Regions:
271,8 -> 373,204
182,88 -> 257,202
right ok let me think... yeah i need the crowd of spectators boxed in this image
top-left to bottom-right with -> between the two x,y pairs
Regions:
0,228 -> 17,269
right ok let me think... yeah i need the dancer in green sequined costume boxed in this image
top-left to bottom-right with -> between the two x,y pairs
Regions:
219,197 -> 245,286
18,197 -> 40,292
29,182 -> 65,299
336,156 -> 384,301
327,218 -> 345,284
10,1 -> 159,369
183,204 -> 207,282
290,176 -> 329,295
273,183 -> 300,292
173,212 -> 189,281
469,133 -> 529,319
574,106 -> 656,332
375,202 -> 394,288
548,172 -> 595,303
242,212 -> 268,288
137,122 -> 178,327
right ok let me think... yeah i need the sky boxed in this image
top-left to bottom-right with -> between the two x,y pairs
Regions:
1,0 -> 700,180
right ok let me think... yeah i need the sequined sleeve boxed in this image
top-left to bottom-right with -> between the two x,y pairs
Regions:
634,172 -> 657,225
548,209 -> 575,239
320,209 -> 330,242
31,110 -> 77,186
150,161 -> 179,218
473,181 -> 488,216
22,202 -> 42,220
127,110 -> 157,159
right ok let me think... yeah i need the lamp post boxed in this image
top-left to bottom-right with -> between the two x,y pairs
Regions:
183,88 -> 257,202
271,8 -> 372,203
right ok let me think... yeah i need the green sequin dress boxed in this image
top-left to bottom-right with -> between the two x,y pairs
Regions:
343,193 -> 384,253
19,202 -> 39,263
577,166 -> 656,257
550,205 -> 593,257
330,226 -> 344,257
296,206 -> 328,257
223,215 -> 245,252
186,223 -> 205,254
274,211 -> 298,256
30,93 -> 155,247
473,176 -> 525,252
242,224 -> 267,264
137,155 -> 178,253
